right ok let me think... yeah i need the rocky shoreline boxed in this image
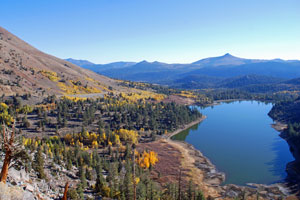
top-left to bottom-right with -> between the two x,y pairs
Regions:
163,116 -> 297,199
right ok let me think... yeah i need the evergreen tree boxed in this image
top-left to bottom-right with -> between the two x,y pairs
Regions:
33,146 -> 46,179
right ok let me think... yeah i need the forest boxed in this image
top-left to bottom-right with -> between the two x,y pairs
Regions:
0,92 -> 207,200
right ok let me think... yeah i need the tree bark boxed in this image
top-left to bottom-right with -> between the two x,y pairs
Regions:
0,125 -> 14,184
0,149 -> 12,183
62,182 -> 69,200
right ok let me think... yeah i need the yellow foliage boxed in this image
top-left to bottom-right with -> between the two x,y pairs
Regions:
0,103 -> 14,125
85,76 -> 114,93
64,133 -> 73,143
83,146 -> 89,151
19,105 -> 33,114
48,148 -> 53,158
35,103 -> 56,111
149,151 -> 159,165
0,103 -> 8,110
101,132 -> 106,141
92,140 -> 98,149
119,90 -> 165,103
116,129 -> 139,144
64,131 -> 100,148
101,185 -> 111,197
176,91 -> 197,98
40,70 -> 59,82
137,150 -> 159,169
77,140 -> 84,148
115,134 -> 121,146
23,137 -> 31,146
90,132 -> 97,141
50,136 -> 59,141
58,80 -> 102,95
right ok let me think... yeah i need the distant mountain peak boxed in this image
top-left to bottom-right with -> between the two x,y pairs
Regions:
192,53 -> 245,66
137,60 -> 165,65
221,53 -> 242,59
223,53 -> 233,57
139,60 -> 149,64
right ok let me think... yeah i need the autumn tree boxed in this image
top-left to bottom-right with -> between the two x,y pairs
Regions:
137,150 -> 159,169
0,103 -> 14,126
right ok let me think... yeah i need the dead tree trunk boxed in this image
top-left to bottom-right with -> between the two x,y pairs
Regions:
0,125 -> 14,183
0,149 -> 12,183
62,182 -> 69,200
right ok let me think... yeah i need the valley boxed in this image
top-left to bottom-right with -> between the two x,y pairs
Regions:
0,26 -> 300,200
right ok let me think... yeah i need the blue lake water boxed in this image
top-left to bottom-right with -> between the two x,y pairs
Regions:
172,101 -> 294,185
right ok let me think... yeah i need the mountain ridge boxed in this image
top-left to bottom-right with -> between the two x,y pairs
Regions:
67,53 -> 300,67
66,55 -> 300,88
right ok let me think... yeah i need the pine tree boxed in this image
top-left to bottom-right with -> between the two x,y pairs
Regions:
33,146 -> 46,179
196,191 -> 205,200
79,165 -> 87,188
187,179 -> 194,200
76,183 -> 84,199
123,160 -> 133,199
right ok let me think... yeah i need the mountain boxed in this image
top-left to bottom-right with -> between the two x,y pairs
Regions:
65,58 -> 95,67
184,61 -> 300,79
192,53 -> 252,66
284,77 -> 300,86
171,74 -> 285,89
84,61 -> 137,74
66,54 -> 300,90
217,74 -> 284,88
0,26 -> 118,96
171,75 -> 224,89
99,60 -> 174,82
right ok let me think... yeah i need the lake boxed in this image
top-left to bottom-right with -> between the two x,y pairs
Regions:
172,101 -> 294,185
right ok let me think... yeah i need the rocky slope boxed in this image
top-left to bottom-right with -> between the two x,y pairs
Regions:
0,26 -> 119,96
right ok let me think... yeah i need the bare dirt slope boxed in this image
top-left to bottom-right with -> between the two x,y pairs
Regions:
0,26 -> 118,96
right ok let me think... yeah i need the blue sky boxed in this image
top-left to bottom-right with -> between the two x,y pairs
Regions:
1,0 -> 300,63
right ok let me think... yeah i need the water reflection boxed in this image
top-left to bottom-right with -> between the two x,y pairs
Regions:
173,101 -> 294,185
266,137 -> 295,183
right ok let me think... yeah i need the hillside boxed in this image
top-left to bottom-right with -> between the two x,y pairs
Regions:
217,74 -> 284,88
0,26 -> 119,96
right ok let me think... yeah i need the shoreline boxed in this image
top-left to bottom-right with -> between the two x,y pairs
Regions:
271,121 -> 288,132
163,115 -> 207,140
157,113 -> 294,199
160,115 -> 225,198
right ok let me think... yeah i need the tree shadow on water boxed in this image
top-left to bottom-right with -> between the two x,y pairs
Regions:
265,137 -> 294,184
